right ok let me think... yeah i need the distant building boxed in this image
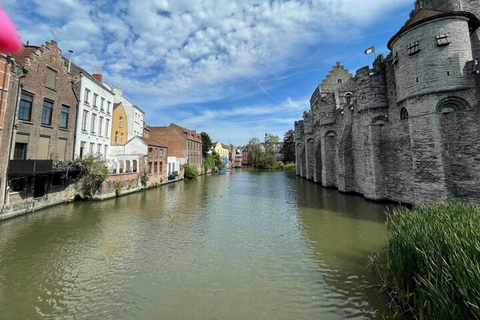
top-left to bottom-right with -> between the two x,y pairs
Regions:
150,123 -> 202,172
140,137 -> 168,185
213,141 -> 229,167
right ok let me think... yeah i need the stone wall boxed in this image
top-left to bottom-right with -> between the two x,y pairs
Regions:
295,1 -> 480,205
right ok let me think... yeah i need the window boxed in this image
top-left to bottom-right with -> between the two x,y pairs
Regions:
45,67 -> 57,89
60,105 -> 69,129
82,110 -> 88,131
101,98 -> 105,111
440,106 -> 456,114
160,161 -> 163,173
115,131 -> 119,144
119,116 -> 123,127
436,34 -> 450,47
436,97 -> 470,114
120,133 -> 124,144
337,79 -> 343,84
99,116 -> 104,136
105,119 -> 110,137
18,91 -> 33,121
84,89 -> 90,104
104,145 -> 108,159
345,93 -> 352,105
41,99 -> 53,125
107,101 -> 111,113
80,141 -> 85,158
372,116 -> 389,125
91,114 -> 97,133
89,143 -> 94,154
400,107 -> 409,120
97,144 -> 101,156
13,143 -> 27,160
93,93 -> 98,108
407,41 -> 420,55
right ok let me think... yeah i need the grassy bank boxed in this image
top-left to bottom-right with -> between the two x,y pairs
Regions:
381,202 -> 480,319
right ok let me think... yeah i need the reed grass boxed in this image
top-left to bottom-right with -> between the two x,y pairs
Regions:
383,202 -> 480,319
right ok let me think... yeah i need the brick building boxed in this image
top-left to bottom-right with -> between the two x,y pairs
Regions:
149,123 -> 202,172
140,137 -> 168,186
295,0 -> 480,205
0,55 -> 25,210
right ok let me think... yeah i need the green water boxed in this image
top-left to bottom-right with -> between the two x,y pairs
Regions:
0,169 -> 397,319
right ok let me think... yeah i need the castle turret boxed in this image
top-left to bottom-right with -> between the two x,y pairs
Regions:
388,7 -> 479,105
355,56 -> 388,112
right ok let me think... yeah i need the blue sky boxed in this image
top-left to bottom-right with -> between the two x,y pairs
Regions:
3,0 -> 414,145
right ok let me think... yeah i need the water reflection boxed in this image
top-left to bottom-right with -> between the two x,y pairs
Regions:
0,170 -> 398,319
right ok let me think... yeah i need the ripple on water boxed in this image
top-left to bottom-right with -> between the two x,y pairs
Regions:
0,171 -> 397,319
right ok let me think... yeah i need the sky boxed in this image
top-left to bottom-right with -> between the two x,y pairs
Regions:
3,0 -> 415,146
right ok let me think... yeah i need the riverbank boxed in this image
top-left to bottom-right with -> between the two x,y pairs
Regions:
0,172 -> 187,222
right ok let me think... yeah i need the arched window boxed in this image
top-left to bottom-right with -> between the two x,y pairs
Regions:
436,97 -> 470,114
325,130 -> 337,137
133,160 -> 138,173
126,160 -> 131,172
372,116 -> 389,126
345,93 -> 353,105
119,160 -> 124,174
400,107 -> 409,120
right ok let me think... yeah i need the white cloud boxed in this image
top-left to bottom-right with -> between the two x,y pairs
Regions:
5,0 -> 410,108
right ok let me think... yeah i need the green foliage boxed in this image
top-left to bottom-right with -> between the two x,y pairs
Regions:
140,168 -> 149,188
212,150 -> 224,169
201,131 -> 212,157
247,137 -> 262,165
257,154 -> 278,169
203,154 -> 216,172
183,164 -> 199,179
381,202 -> 480,320
284,163 -> 296,171
113,181 -> 123,196
264,133 -> 279,155
280,129 -> 295,163
74,155 -> 109,199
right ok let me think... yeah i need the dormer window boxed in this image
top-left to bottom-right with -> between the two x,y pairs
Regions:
436,34 -> 450,47
407,41 -> 420,55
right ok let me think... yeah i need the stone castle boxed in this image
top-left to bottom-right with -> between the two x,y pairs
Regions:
294,0 -> 480,204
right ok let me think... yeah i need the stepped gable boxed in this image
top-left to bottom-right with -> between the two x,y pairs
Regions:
318,62 -> 353,92
13,41 -> 63,68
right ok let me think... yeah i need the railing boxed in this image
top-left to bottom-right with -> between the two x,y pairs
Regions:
8,160 -> 53,176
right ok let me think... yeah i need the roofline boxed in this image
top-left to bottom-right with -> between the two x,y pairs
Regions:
388,11 -> 480,50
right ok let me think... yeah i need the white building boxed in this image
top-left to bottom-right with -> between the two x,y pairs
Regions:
73,66 -> 114,159
108,136 -> 147,174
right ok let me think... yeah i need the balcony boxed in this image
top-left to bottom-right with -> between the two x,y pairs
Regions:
8,160 -> 54,177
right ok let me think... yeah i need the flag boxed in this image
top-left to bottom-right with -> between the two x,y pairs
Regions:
364,46 -> 375,55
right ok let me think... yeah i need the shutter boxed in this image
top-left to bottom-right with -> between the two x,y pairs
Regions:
57,139 -> 67,161
38,136 -> 50,160
15,134 -> 29,143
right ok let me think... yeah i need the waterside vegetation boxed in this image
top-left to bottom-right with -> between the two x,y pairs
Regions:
375,202 -> 480,320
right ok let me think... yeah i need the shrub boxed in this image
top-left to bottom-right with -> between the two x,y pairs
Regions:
73,155 -> 109,199
183,164 -> 199,179
285,163 -> 296,171
381,202 -> 480,319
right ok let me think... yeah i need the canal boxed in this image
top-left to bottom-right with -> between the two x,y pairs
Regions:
0,169 -> 396,319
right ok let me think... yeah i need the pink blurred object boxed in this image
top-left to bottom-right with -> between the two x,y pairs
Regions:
0,6 -> 22,55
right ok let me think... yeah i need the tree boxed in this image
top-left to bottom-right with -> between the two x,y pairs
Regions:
280,129 -> 295,163
212,150 -> 223,169
264,133 -> 279,156
247,137 -> 262,166
201,131 -> 212,157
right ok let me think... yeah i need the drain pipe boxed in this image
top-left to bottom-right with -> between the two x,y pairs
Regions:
3,61 -> 26,208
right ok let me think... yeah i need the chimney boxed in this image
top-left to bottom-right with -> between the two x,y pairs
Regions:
68,50 -> 73,73
92,66 -> 103,82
